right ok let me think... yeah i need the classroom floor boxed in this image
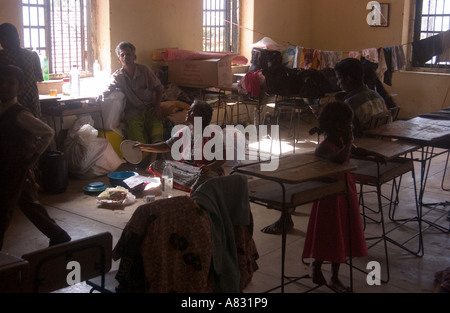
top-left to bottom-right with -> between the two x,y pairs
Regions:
2,111 -> 449,294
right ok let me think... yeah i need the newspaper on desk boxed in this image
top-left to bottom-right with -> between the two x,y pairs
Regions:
124,175 -> 161,190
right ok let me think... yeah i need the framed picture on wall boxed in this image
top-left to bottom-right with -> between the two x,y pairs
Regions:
379,3 -> 390,27
369,2 -> 390,27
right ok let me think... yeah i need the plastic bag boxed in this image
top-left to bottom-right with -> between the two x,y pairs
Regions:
251,37 -> 286,52
96,186 -> 136,207
92,90 -> 126,136
64,115 -> 124,179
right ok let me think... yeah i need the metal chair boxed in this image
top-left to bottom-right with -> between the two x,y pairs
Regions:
351,156 -> 418,283
271,95 -> 314,155
21,232 -> 113,293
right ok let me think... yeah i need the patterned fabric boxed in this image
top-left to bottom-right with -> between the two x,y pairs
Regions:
113,183 -> 259,293
0,48 -> 43,118
233,224 -> 259,291
149,159 -> 223,193
191,174 -> 257,293
113,196 -> 213,293
344,86 -> 387,137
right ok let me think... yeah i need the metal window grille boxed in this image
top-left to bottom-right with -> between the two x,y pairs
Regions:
203,0 -> 239,53
22,0 -> 92,75
413,0 -> 450,68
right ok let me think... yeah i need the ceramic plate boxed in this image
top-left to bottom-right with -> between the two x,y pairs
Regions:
120,140 -> 143,164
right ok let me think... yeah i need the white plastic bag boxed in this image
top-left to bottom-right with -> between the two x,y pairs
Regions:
92,90 -> 126,136
251,37 -> 286,52
64,115 -> 124,179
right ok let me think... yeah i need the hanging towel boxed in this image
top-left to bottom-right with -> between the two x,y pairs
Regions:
348,51 -> 361,59
300,48 -> 315,69
294,46 -> 304,68
311,49 -> 322,70
376,47 -> 388,82
320,50 -> 343,69
392,45 -> 406,71
383,47 -> 393,86
362,48 -> 379,63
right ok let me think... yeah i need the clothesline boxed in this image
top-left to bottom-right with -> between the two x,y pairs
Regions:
225,19 -> 410,55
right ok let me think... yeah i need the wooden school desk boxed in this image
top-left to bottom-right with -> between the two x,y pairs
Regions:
351,137 -> 421,282
40,95 -> 106,149
232,152 -> 357,293
365,117 -> 450,236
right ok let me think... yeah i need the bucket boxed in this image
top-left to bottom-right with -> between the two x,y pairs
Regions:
39,151 -> 68,194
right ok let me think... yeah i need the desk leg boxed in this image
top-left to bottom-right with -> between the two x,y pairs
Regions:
418,146 -> 450,233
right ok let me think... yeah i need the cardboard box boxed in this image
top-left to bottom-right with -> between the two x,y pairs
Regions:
168,55 -> 235,88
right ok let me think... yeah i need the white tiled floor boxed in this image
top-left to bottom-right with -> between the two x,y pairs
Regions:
2,113 -> 449,294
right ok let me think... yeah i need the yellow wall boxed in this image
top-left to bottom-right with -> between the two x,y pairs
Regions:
108,0 -> 202,72
0,0 -> 25,44
94,0 -> 111,74
250,0 -> 312,54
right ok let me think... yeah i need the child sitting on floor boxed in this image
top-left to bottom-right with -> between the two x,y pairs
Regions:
135,99 -> 226,193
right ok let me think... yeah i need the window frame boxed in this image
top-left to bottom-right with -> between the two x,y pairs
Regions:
412,0 -> 450,71
22,0 -> 93,77
203,0 -> 239,53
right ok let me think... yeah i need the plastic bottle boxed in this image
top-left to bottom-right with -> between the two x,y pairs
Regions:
41,55 -> 50,81
161,162 -> 173,198
62,78 -> 71,96
70,65 -> 81,97
253,107 -> 259,128
93,60 -> 101,78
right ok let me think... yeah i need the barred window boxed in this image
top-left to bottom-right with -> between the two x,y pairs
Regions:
413,0 -> 450,69
203,0 -> 239,53
22,0 -> 93,76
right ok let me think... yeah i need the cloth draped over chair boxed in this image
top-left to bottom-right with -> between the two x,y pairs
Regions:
191,174 -> 259,293
112,196 -> 213,293
112,174 -> 259,293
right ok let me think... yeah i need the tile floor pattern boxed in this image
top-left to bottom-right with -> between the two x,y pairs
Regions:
2,115 -> 449,294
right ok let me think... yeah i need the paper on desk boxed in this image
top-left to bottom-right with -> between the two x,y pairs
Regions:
124,175 -> 161,189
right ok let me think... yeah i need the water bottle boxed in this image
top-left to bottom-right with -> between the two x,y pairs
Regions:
42,55 -> 50,81
93,60 -> 101,78
62,78 -> 71,96
161,162 -> 173,198
70,65 -> 81,97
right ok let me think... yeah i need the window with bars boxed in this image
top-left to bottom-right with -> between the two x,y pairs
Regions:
413,0 -> 450,69
22,0 -> 93,76
203,0 -> 239,53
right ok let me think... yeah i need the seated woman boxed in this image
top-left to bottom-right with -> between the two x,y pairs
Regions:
135,99 -> 226,193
